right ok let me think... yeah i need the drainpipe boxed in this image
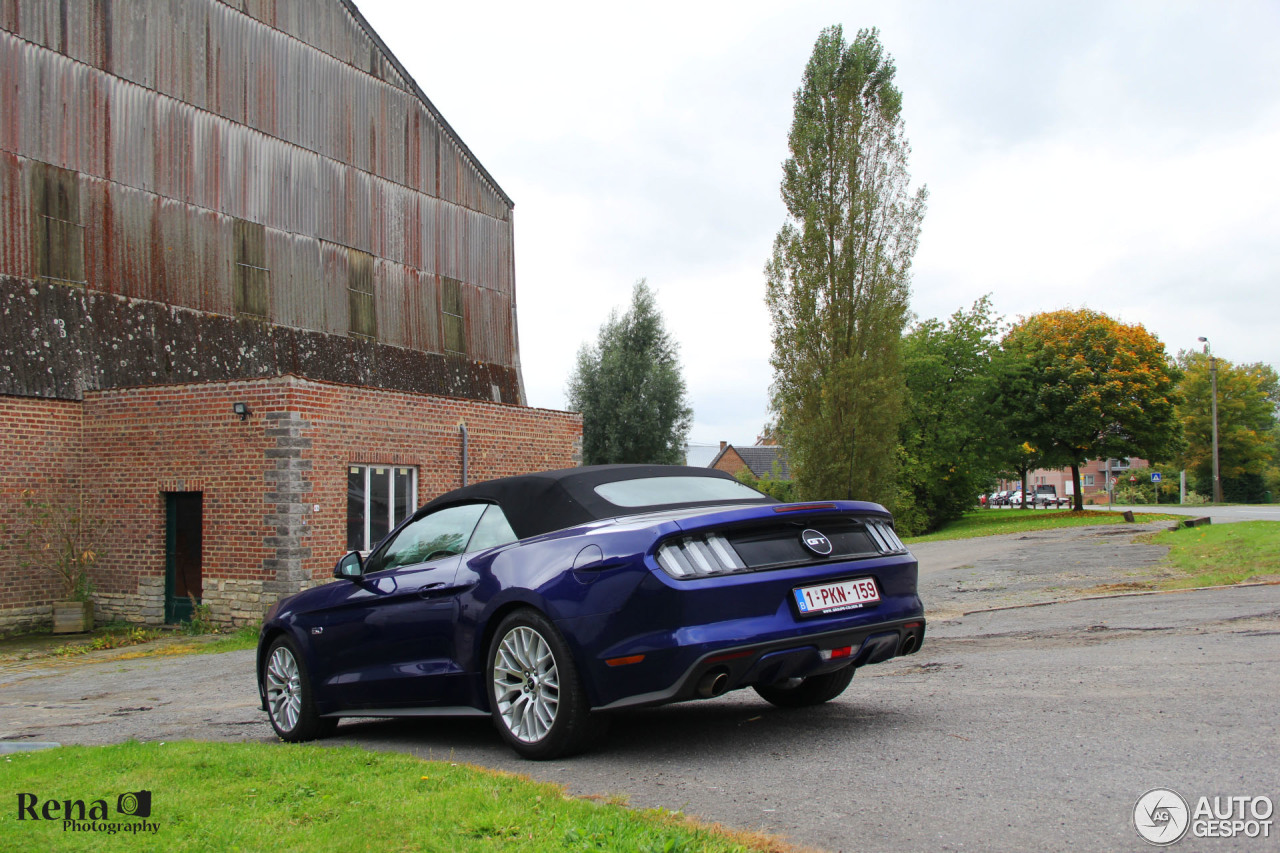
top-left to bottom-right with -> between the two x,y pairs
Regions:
459,422 -> 469,487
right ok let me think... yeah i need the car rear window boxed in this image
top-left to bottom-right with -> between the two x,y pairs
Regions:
593,476 -> 767,508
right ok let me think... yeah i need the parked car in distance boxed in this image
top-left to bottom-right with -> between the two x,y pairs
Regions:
257,465 -> 926,759
1033,485 -> 1068,508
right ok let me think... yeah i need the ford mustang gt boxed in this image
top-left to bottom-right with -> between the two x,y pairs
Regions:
257,464 -> 925,759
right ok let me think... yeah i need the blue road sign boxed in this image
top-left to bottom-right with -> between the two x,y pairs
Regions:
1151,472 -> 1162,483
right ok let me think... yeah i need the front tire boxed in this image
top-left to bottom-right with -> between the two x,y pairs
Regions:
487,610 -> 599,760
263,636 -> 337,742
754,665 -> 856,708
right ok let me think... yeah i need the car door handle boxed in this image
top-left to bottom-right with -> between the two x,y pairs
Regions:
418,582 -> 472,599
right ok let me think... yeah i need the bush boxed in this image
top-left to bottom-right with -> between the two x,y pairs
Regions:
733,467 -> 795,503
1114,485 -> 1154,505
185,600 -> 216,635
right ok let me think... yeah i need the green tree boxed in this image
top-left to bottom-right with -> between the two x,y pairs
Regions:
897,297 -> 1002,532
1176,353 -> 1278,502
766,26 -> 927,505
1265,423 -> 1280,501
567,280 -> 692,465
997,308 -> 1183,511
733,466 -> 796,503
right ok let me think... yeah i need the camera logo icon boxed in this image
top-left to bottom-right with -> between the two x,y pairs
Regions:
117,790 -> 152,818
1134,788 -> 1189,845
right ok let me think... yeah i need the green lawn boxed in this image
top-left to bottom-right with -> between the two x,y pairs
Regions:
2,741 -> 779,853
1147,520 -> 1280,588
903,508 -> 1180,543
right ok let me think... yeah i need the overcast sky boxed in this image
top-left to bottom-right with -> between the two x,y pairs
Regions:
357,0 -> 1280,455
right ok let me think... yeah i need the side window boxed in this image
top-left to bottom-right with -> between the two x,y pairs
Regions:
465,504 -> 518,553
367,503 -> 487,573
347,465 -> 416,552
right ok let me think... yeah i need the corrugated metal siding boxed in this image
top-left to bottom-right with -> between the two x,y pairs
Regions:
2,0 -> 509,218
0,0 -> 524,395
0,32 -> 514,294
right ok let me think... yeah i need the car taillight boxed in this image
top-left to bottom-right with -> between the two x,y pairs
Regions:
655,533 -> 749,579
864,520 -> 907,553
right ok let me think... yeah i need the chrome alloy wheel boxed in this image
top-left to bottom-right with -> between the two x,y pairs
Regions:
265,644 -> 303,732
492,625 -> 561,743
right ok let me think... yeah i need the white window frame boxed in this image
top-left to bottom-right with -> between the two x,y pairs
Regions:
347,465 -> 418,552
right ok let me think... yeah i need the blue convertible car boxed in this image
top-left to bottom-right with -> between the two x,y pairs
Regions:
257,465 -> 925,758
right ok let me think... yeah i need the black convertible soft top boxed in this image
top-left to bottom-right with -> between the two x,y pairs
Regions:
416,464 -> 774,540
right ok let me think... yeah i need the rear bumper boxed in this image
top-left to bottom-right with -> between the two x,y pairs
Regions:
590,614 -> 925,711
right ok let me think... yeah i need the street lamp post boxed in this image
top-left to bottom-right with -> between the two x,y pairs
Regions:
1198,336 -> 1222,503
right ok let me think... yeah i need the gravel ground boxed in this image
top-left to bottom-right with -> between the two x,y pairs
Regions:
2,520 -> 1277,853
0,522 -> 1175,748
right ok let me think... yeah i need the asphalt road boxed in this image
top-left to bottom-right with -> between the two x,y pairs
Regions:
1,522 -> 1277,852
994,503 -> 1280,524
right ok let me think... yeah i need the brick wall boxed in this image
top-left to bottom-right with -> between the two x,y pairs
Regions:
293,377 -> 583,584
70,376 -> 580,628
0,396 -> 83,634
711,446 -> 749,478
80,380 -> 291,626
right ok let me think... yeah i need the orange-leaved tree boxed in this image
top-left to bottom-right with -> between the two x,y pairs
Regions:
996,308 -> 1183,511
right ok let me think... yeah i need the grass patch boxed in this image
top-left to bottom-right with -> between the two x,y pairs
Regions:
0,624 -> 260,666
47,625 -> 167,657
189,625 -> 259,655
1148,521 -> 1280,589
903,508 -> 1181,543
1,741 -> 777,852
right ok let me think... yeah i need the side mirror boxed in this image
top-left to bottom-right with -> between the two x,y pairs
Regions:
334,551 -> 364,580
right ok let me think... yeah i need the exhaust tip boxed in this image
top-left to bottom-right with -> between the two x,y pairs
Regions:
696,668 -> 730,698
900,633 -> 919,655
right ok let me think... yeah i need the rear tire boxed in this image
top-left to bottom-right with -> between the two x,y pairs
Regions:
754,665 -> 855,708
487,610 -> 602,760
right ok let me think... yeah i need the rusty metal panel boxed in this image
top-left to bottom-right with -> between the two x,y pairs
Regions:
0,1 -> 19,36
318,239 -> 349,336
0,151 -> 31,278
465,283 -> 515,366
3,1 -> 511,214
270,229 -> 323,333
239,0 -> 409,93
0,35 -> 22,157
414,267 -> 440,354
1,0 -> 525,400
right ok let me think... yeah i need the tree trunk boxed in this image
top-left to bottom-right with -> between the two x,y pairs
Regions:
1071,463 -> 1083,512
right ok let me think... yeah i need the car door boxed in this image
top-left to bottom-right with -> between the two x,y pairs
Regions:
314,503 -> 490,709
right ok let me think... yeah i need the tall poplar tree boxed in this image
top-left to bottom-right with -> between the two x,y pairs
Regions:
766,26 -> 927,504
567,280 -> 692,465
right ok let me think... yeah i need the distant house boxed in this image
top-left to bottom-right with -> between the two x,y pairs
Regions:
709,442 -> 791,481
998,458 -> 1150,502
0,0 -> 581,634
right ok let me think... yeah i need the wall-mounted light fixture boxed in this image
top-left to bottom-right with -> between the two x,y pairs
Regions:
233,402 -> 252,421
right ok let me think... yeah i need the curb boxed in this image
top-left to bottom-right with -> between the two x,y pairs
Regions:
0,742 -> 61,754
961,579 -> 1280,616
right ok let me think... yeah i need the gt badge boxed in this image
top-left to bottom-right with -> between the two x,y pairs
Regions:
800,529 -> 833,556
